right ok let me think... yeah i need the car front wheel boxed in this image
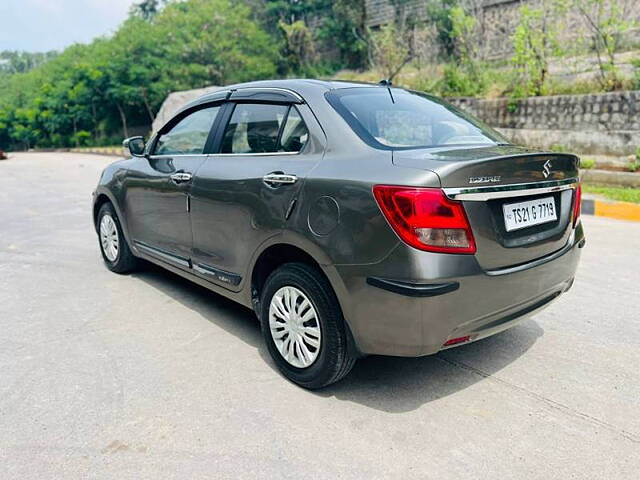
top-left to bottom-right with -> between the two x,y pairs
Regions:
97,202 -> 137,274
260,263 -> 356,389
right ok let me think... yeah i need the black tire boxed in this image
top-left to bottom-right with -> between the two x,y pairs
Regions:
260,263 -> 356,389
97,202 -> 138,274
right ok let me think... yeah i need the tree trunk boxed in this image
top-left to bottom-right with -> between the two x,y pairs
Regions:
73,117 -> 78,147
91,101 -> 99,142
116,103 -> 129,138
141,89 -> 155,124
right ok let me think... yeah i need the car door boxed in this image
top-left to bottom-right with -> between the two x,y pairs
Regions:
189,93 -> 325,290
123,103 -> 223,267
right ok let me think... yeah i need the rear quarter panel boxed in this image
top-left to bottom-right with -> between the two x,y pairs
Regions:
291,153 -> 441,266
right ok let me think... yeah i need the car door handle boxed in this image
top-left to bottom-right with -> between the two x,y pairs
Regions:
263,172 -> 298,187
170,172 -> 192,184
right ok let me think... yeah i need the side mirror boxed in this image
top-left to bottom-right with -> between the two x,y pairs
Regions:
123,136 -> 146,157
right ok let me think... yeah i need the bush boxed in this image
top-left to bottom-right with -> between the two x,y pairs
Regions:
507,98 -> 520,113
510,2 -> 567,97
628,147 -> 640,172
72,130 -> 92,147
437,63 -> 486,97
580,157 -> 596,169
633,59 -> 640,90
369,23 -> 412,82
549,144 -> 568,153
279,20 -> 317,76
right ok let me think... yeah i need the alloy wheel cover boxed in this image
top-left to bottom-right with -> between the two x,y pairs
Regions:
99,214 -> 120,262
268,286 -> 322,368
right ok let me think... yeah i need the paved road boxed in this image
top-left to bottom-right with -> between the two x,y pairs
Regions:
1,152 -> 638,479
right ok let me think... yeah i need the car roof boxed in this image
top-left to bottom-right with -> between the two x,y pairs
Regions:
225,78 -> 383,92
167,79 -> 405,132
190,78 -> 388,106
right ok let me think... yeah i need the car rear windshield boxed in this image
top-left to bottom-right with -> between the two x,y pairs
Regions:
326,87 -> 508,150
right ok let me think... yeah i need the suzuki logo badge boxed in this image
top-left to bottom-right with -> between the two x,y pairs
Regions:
542,159 -> 552,178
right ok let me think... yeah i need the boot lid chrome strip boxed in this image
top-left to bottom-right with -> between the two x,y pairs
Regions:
443,178 -> 578,201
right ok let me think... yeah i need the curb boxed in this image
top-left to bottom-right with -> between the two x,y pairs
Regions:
69,147 -> 122,157
580,169 -> 640,188
582,198 -> 640,222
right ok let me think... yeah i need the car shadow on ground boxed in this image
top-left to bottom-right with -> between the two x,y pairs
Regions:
132,261 -> 544,413
318,324 -> 543,412
130,261 -> 263,346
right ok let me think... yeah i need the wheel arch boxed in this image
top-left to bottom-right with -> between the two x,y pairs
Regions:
93,193 -> 112,230
92,188 -> 134,248
249,241 -> 359,356
251,243 -> 322,304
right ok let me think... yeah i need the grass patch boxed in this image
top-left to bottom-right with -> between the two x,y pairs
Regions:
583,184 -> 640,204
580,157 -> 596,169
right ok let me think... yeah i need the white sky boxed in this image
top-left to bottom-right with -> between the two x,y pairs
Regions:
0,0 -> 136,52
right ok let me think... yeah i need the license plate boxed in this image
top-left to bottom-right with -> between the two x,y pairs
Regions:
503,196 -> 557,232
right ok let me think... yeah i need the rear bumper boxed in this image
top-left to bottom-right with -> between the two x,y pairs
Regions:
334,224 -> 584,357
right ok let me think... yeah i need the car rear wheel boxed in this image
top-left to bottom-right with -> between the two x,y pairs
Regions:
97,202 -> 137,274
260,263 -> 356,389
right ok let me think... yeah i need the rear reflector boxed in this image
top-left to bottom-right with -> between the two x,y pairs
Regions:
443,335 -> 471,347
373,186 -> 476,254
572,184 -> 582,227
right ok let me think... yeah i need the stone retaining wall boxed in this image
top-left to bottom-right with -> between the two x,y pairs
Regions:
581,169 -> 640,188
450,92 -> 640,131
449,92 -> 640,156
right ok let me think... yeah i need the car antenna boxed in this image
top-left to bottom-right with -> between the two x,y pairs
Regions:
379,79 -> 395,103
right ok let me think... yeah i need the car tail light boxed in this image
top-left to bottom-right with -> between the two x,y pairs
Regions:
572,184 -> 582,227
373,185 -> 476,254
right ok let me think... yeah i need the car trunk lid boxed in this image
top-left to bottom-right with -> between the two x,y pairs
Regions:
393,145 -> 580,270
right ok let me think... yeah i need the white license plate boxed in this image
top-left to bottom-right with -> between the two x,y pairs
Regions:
503,196 -> 557,232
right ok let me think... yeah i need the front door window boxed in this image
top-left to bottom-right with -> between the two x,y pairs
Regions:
155,106 -> 220,155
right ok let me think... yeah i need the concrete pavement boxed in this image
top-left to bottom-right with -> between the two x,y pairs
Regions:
0,152 -> 638,479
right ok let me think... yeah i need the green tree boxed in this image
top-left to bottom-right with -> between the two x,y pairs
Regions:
279,20 -> 317,74
426,0 -> 460,59
96,19 -> 168,137
315,0 -> 368,70
370,22 -> 413,82
449,5 -> 476,63
0,50 -> 58,75
262,0 -> 330,26
436,5 -> 486,97
130,0 -> 168,20
157,0 -> 278,86
511,1 -> 567,97
0,0 -> 280,150
575,0 -> 637,91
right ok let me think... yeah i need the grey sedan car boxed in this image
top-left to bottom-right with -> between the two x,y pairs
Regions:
93,79 -> 584,388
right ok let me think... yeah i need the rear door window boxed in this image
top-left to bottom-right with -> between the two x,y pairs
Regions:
279,107 -> 309,152
220,103 -> 308,154
155,106 -> 220,155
